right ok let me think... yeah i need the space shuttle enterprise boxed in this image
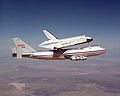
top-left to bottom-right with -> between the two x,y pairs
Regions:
11,30 -> 106,61
39,30 -> 93,49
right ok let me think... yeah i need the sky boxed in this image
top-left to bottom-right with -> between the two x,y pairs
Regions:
0,0 -> 120,58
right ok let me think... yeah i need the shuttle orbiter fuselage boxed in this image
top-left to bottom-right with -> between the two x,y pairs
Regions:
39,30 -> 93,49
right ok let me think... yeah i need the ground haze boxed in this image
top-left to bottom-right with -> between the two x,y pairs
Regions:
0,57 -> 120,96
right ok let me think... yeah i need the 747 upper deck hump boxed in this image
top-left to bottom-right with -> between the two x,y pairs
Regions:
11,30 -> 106,61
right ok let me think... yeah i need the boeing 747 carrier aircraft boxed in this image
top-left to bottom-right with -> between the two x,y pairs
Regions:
12,38 -> 106,61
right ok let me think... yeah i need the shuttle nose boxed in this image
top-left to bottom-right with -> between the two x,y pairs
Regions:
87,38 -> 93,42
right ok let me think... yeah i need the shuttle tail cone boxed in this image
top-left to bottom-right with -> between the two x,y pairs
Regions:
87,38 -> 93,43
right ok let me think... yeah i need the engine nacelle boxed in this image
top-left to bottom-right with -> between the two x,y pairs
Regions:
70,55 -> 87,61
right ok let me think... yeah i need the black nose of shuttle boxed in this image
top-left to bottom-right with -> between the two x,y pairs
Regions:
87,38 -> 93,42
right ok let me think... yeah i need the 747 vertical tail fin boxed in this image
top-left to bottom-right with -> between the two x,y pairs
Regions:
12,38 -> 36,58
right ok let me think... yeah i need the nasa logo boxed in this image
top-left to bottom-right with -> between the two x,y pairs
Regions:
17,44 -> 25,48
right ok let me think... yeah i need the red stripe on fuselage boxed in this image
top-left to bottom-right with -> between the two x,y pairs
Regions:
31,55 -> 65,60
29,50 -> 106,60
64,50 -> 106,56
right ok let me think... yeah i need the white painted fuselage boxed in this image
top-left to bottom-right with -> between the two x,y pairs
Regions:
39,35 -> 93,49
39,30 -> 93,49
21,45 -> 106,60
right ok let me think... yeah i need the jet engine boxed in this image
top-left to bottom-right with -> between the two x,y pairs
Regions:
70,55 -> 87,61
11,48 -> 17,57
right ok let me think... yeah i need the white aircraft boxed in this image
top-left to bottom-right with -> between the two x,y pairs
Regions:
39,30 -> 93,49
12,38 -> 106,61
